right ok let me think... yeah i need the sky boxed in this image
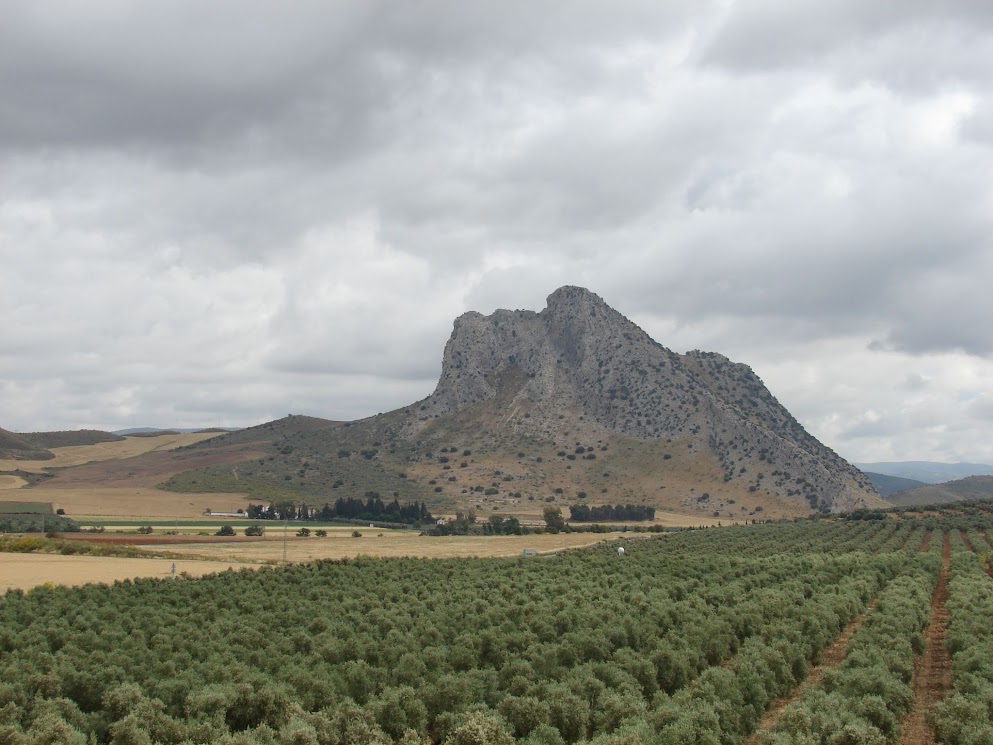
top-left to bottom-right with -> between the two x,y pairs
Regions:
2,1 -> 993,465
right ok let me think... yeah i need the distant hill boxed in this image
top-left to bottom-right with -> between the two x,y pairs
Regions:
886,475 -> 993,507
19,429 -> 125,448
169,287 -> 882,519
113,427 -> 239,436
0,427 -> 54,460
855,461 -> 993,484
864,471 -> 927,497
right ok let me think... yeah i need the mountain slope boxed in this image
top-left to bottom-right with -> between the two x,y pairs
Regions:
407,286 -> 877,513
886,475 -> 993,507
0,427 -> 54,461
173,287 -> 881,517
20,430 -> 125,448
864,471 -> 927,497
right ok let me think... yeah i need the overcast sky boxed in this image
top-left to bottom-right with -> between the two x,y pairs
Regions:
2,1 -> 993,464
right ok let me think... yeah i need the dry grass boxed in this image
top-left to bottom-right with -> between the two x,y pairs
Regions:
0,553 -> 256,593
148,527 -> 633,562
0,475 -> 27,490
0,432 -> 221,474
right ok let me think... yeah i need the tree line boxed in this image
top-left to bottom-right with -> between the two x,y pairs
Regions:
568,503 -> 656,522
245,495 -> 433,526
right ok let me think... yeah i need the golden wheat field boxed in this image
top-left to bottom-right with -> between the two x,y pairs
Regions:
0,432 -> 221,474
0,475 -> 27,490
0,531 -> 641,592
0,554 -> 257,593
7,486 -> 247,520
144,528 -> 632,562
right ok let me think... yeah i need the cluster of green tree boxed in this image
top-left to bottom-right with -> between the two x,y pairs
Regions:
3,513 -> 993,743
428,513 -> 524,536
846,509 -> 887,521
931,531 -> 993,744
245,497 -> 432,526
0,514 -> 79,533
567,504 -> 655,522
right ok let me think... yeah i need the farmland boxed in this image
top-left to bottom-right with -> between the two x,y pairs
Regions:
2,506 -> 992,743
0,431 -> 222,474
0,554 -> 255,593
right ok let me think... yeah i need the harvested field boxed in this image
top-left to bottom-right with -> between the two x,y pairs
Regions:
52,533 -> 260,545
0,553 -> 256,593
0,432 -> 222,474
0,475 -> 27,490
2,486 -> 245,519
148,528 -> 630,562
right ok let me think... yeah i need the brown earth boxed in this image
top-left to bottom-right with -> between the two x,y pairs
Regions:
897,532 -> 951,745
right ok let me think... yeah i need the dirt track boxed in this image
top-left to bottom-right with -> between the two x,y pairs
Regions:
746,598 -> 878,742
897,532 -> 951,745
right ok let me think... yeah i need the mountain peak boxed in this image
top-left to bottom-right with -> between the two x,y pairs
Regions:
545,285 -> 609,310
411,288 -> 878,514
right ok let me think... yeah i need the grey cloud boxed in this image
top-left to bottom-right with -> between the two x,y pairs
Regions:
703,1 -> 993,76
969,396 -> 993,422
2,1 -> 993,463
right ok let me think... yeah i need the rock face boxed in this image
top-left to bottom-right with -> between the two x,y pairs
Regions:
415,286 -> 876,513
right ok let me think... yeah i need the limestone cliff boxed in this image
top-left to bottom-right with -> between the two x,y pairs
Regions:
409,286 -> 876,513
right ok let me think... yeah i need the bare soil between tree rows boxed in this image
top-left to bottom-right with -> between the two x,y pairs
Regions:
745,597 -> 880,743
896,531 -> 952,745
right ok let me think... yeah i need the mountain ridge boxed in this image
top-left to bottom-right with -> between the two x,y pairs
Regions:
164,287 -> 882,517
855,461 -> 993,484
885,475 -> 993,507
405,286 -> 877,513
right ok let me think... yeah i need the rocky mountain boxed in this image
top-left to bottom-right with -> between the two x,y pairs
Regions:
404,286 -> 878,513
174,287 -> 882,518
